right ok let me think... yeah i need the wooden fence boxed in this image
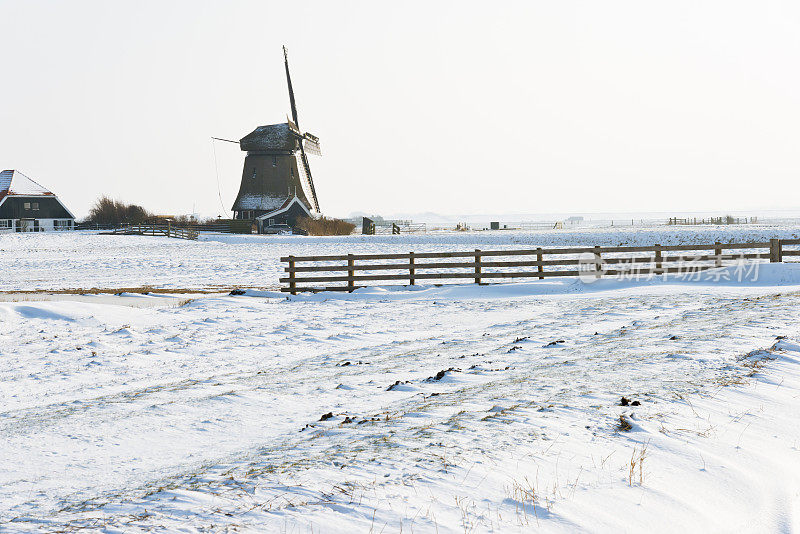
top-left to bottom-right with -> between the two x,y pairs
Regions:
105,223 -> 198,240
668,216 -> 756,225
280,239 -> 800,294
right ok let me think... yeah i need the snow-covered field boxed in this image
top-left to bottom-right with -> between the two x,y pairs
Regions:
2,225 -> 800,292
2,228 -> 800,532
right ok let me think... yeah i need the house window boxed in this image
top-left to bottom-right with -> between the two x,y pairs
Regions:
24,202 -> 30,210
272,156 -> 277,167
0,220 -> 11,229
32,203 -> 39,211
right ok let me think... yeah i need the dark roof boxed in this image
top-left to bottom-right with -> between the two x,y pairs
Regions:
0,195 -> 74,220
0,170 -> 74,218
239,123 -> 297,152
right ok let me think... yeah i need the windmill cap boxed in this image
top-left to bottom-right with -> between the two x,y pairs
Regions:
239,123 -> 298,152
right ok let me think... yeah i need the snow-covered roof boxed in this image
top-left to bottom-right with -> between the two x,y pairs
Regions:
233,192 -> 289,212
0,170 -> 54,198
239,123 -> 297,152
255,194 -> 312,220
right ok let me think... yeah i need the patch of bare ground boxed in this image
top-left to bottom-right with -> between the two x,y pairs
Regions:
0,285 -> 261,296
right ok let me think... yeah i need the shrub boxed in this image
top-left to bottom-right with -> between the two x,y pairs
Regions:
173,214 -> 198,226
296,216 -> 356,236
86,196 -> 151,225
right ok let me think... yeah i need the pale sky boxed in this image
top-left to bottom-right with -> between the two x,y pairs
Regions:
1,0 -> 799,219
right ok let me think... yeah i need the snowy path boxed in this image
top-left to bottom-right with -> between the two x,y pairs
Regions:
2,280 -> 800,531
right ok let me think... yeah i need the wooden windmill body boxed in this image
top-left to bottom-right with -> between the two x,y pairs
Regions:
231,47 -> 321,230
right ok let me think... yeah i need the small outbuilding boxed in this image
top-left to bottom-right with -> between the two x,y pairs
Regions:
0,170 -> 75,232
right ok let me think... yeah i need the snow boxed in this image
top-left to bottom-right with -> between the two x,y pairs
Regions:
2,225 -> 800,292
2,229 -> 800,532
234,192 -> 287,211
284,263 -> 800,302
0,170 -> 52,196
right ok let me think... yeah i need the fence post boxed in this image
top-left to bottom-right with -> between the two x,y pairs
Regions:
474,249 -> 482,284
594,246 -> 602,279
770,239 -> 782,263
288,256 -> 297,295
715,241 -> 722,267
347,254 -> 355,292
409,252 -> 415,286
654,244 -> 663,274
537,247 -> 544,280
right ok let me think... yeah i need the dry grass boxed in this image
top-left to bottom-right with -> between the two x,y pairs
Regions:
506,477 -> 538,526
297,216 -> 356,236
0,286 -> 248,296
617,414 -> 633,432
454,495 -> 479,534
627,441 -> 649,486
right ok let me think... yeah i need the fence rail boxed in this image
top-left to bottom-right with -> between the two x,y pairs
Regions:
104,223 -> 198,240
668,216 -> 756,225
78,220 -> 252,234
280,239 -> 800,294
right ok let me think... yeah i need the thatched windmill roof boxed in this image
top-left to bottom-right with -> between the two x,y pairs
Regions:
239,123 -> 297,153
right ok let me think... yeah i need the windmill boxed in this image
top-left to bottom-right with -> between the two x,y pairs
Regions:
228,46 -> 322,230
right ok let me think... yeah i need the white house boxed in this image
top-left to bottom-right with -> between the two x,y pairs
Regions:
0,170 -> 75,232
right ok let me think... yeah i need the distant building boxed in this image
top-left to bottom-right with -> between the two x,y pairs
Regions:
0,170 -> 75,232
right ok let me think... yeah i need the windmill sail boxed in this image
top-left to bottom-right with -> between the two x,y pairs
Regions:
283,45 -> 320,212
301,151 -> 320,212
295,148 -> 320,212
283,45 -> 299,128
303,133 -> 322,156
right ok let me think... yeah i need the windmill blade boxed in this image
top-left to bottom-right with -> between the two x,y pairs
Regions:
282,46 -> 319,211
298,143 -> 321,212
303,133 -> 322,156
283,46 -> 299,128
